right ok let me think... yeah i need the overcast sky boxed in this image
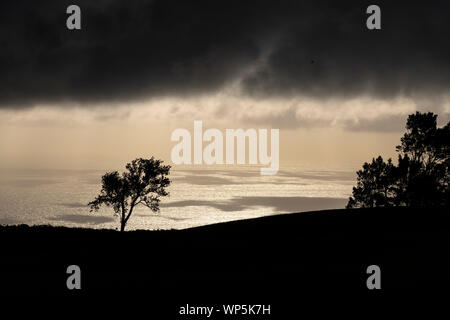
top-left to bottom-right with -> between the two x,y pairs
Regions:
1,0 -> 449,170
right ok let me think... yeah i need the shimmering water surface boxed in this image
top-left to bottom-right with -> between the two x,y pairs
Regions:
0,167 -> 354,230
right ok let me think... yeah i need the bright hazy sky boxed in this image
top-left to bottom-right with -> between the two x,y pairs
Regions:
2,90 -> 442,171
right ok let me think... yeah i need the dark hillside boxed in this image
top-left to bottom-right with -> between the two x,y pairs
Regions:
0,207 -> 447,313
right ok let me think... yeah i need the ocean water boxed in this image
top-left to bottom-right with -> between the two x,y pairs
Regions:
0,167 -> 354,230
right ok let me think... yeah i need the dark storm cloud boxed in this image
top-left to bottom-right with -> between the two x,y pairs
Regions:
242,1 -> 450,100
0,0 -> 263,107
1,0 -> 450,108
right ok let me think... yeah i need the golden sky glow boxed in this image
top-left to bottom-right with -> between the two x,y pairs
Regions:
0,89 -> 427,172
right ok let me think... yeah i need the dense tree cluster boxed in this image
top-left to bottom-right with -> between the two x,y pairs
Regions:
347,112 -> 449,208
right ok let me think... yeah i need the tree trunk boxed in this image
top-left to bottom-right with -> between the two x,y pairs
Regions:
120,210 -> 126,232
120,202 -> 127,232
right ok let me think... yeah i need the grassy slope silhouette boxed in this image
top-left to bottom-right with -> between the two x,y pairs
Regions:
0,207 -> 447,308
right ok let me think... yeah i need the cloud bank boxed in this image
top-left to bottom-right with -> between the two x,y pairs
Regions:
1,0 -> 450,109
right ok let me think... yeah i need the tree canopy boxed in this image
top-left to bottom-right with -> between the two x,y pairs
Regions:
88,157 -> 171,231
347,112 -> 449,208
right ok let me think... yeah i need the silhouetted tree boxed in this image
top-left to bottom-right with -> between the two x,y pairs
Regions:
88,157 -> 171,231
395,112 -> 449,206
346,156 -> 396,208
347,112 -> 449,208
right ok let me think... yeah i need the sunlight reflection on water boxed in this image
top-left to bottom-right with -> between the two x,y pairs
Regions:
0,167 -> 353,230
